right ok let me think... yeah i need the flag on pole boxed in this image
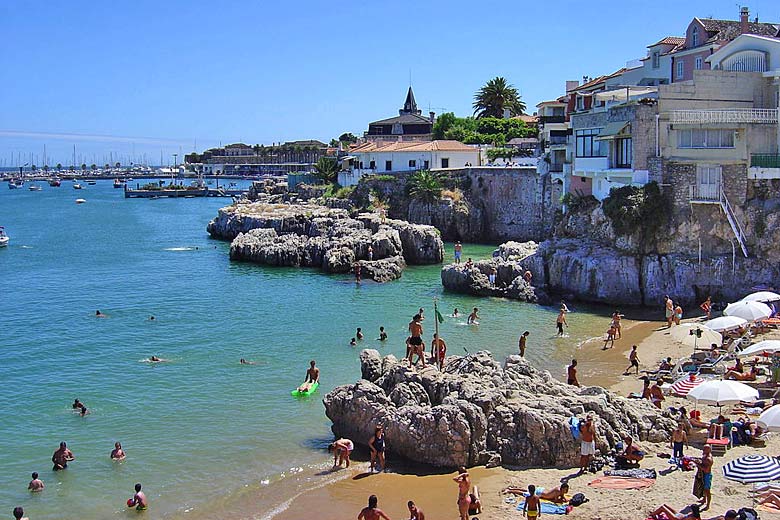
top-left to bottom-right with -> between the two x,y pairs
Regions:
435,307 -> 444,324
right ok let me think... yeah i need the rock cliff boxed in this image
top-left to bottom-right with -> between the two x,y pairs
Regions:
208,203 -> 442,279
323,350 -> 676,469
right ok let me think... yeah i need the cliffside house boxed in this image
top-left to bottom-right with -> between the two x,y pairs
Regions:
536,93 -> 575,184
184,140 -> 331,176
364,87 -> 435,143
338,140 -> 479,187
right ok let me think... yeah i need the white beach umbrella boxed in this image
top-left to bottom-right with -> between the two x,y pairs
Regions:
723,455 -> 780,484
670,323 -> 722,349
741,291 -> 780,304
686,380 -> 758,407
757,405 -> 780,432
736,340 -> 780,358
723,301 -> 772,322
703,315 -> 749,332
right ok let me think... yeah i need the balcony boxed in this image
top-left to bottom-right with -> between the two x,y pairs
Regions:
669,108 -> 778,124
751,154 -> 780,168
549,135 -> 568,145
539,115 -> 566,124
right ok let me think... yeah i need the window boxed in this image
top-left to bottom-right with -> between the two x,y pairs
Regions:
695,57 -> 703,70
369,160 -> 376,169
652,51 -> 660,69
676,61 -> 684,79
423,160 -> 430,169
441,158 -> 449,168
692,26 -> 699,47
575,128 -> 606,157
677,129 -> 735,148
373,126 -> 383,135
615,138 -> 632,168
385,160 -> 392,171
359,161 -> 364,169
576,96 -> 584,111
408,159 -> 416,168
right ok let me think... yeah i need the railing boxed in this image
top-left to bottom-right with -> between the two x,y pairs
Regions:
549,136 -> 568,145
689,174 -> 748,257
689,183 -> 721,202
539,115 -> 566,124
720,186 -> 748,257
669,108 -> 778,124
751,153 -> 780,168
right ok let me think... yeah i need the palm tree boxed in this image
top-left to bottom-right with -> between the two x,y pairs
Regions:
56,163 -> 62,171
81,163 -> 87,172
312,157 -> 340,184
406,170 -> 442,203
473,77 -> 526,119
43,165 -> 49,173
104,163 -> 110,170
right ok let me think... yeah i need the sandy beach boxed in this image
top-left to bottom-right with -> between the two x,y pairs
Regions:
271,315 -> 780,520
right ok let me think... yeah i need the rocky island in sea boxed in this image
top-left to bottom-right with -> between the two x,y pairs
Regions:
207,202 -> 443,281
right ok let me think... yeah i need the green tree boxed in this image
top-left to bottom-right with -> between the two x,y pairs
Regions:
432,112 -> 458,139
405,170 -> 442,203
81,163 -> 87,171
115,162 -> 121,168
56,163 -> 62,170
31,164 -> 37,171
338,132 -> 358,143
312,157 -> 340,184
473,77 -> 526,119
90,164 -> 97,171
104,163 -> 110,169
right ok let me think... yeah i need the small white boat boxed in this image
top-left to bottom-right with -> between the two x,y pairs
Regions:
29,184 -> 42,191
87,180 -> 97,185
73,183 -> 83,190
0,227 -> 8,247
75,198 -> 86,204
8,180 -> 22,189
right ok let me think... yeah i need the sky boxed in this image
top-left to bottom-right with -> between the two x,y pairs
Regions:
1,0 -> 779,166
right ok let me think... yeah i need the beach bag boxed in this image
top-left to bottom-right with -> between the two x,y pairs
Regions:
737,508 -> 759,520
569,493 -> 588,507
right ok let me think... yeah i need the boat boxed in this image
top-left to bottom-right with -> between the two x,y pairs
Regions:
75,198 -> 86,204
48,178 -> 61,187
73,183 -> 83,190
87,180 -> 97,185
8,180 -> 23,189
28,184 -> 42,191
113,178 -> 125,188
0,227 -> 8,247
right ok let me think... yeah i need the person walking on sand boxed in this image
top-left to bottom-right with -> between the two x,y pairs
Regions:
407,501 -> 425,520
624,345 -> 640,375
454,466 -> 471,520
671,422 -> 688,460
523,484 -> 541,518
579,415 -> 597,474
52,441 -> 75,471
674,303 -> 683,326
369,425 -> 386,472
567,359 -> 580,387
28,472 -> 44,492
700,296 -> 712,320
693,445 -> 713,510
519,331 -> 530,357
454,241 -> 463,264
603,324 -> 617,350
358,495 -> 391,520
556,309 -> 567,337
665,296 -> 674,328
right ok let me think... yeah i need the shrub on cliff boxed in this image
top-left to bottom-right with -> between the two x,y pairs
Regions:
406,170 -> 443,203
602,181 -> 670,239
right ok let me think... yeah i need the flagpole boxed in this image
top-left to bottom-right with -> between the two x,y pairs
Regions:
434,297 -> 440,370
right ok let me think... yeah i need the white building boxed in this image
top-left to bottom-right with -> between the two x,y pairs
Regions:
339,140 -> 480,186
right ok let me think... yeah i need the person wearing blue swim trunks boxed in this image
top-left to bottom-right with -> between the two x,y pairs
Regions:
693,445 -> 713,510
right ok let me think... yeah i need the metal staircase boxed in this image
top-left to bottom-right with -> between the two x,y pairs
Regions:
689,174 -> 748,257
719,186 -> 748,257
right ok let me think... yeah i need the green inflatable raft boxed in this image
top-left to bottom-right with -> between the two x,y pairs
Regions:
291,381 -> 319,397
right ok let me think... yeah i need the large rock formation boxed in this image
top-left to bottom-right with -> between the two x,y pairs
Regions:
208,203 -> 442,280
323,350 -> 676,469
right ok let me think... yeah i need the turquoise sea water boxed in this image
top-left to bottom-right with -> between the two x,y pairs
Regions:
0,181 -> 611,519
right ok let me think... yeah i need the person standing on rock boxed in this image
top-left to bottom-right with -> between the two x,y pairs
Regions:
519,331 -> 530,357
408,314 -> 425,368
369,425 -> 386,472
358,495 -> 391,520
578,415 -> 597,474
556,309 -> 567,337
453,466 -> 471,520
454,241 -> 463,264
567,359 -> 579,387
367,245 -> 374,261
432,333 -> 447,369
354,261 -> 362,283
489,267 -> 497,286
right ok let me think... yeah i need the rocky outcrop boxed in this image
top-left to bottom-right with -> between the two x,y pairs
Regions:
440,242 -> 548,303
209,203 -> 443,280
324,350 -> 676,468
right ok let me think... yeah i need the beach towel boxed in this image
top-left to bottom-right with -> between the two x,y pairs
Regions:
604,468 -> 657,479
516,500 -> 570,515
692,470 -> 705,499
587,476 -> 655,490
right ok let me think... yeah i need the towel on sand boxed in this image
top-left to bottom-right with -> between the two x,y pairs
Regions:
516,500 -> 569,515
587,476 -> 655,490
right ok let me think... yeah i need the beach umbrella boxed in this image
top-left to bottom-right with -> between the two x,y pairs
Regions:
723,301 -> 772,322
670,374 -> 704,397
741,291 -> 780,304
757,405 -> 780,432
686,380 -> 758,407
670,323 -> 722,349
736,340 -> 780,358
702,315 -> 749,332
723,455 -> 780,483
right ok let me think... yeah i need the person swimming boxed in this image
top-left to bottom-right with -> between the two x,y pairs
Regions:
452,308 -> 460,317
111,442 -> 126,461
72,398 -> 83,410
467,307 -> 480,325
52,441 -> 75,471
239,358 -> 256,365
95,310 -> 107,318
79,405 -> 89,416
378,326 -> 387,341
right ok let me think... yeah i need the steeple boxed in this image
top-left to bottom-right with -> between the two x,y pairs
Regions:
399,86 -> 421,116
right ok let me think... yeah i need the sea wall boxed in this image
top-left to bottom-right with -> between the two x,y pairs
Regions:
324,350 -> 675,468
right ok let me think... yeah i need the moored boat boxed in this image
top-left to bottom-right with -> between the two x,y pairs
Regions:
113,178 -> 125,188
0,227 -> 8,247
73,183 -> 83,190
48,178 -> 61,187
28,184 -> 42,191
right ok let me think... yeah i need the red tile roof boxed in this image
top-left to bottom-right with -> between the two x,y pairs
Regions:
648,36 -> 686,47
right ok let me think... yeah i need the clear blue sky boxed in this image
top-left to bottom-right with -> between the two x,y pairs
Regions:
1,0 -> 779,166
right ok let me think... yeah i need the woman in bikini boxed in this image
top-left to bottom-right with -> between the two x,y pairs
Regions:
454,466 -> 471,520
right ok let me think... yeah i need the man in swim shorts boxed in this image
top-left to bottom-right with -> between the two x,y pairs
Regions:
694,445 -> 713,510
567,359 -> 579,387
454,241 -> 462,264
28,472 -> 44,492
579,415 -> 596,474
52,441 -> 75,471
467,307 -> 479,325
358,495 -> 390,520
519,331 -> 529,357
127,483 -> 148,511
523,484 -> 541,518
298,360 -> 320,392
408,315 -> 425,368
431,333 -> 447,369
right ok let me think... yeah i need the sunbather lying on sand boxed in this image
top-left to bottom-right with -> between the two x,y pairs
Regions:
502,483 -> 569,503
650,503 -> 701,520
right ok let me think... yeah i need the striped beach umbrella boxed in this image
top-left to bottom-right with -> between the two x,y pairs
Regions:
670,374 -> 704,397
722,455 -> 780,483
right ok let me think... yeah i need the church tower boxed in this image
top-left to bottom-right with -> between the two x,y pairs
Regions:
399,86 -> 422,116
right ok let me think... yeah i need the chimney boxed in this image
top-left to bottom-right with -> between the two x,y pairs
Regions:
429,111 -> 436,123
566,80 -> 579,92
740,6 -> 749,34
